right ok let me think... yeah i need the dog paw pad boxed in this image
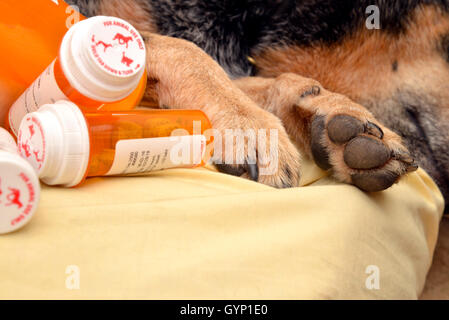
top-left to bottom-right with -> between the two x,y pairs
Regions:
343,136 -> 390,169
311,115 -> 332,170
327,114 -> 364,144
351,171 -> 399,192
310,112 -> 416,192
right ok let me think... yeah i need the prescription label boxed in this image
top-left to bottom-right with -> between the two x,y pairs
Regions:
9,60 -> 68,136
106,135 -> 206,176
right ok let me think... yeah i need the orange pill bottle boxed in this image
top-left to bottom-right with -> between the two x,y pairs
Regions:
17,101 -> 212,187
8,15 -> 147,136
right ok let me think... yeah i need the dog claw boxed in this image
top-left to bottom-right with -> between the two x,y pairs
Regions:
392,150 -> 414,165
406,163 -> 419,173
365,121 -> 384,139
301,85 -> 321,98
247,162 -> 259,181
215,161 -> 259,182
392,150 -> 418,172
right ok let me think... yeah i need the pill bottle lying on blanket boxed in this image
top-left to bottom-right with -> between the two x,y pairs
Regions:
17,101 -> 212,187
8,15 -> 147,136
0,127 -> 40,234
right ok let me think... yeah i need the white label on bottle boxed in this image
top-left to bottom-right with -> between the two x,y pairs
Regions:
106,135 -> 206,176
9,60 -> 68,136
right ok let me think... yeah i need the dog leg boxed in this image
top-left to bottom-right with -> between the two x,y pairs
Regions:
234,73 -> 418,192
140,33 -> 301,187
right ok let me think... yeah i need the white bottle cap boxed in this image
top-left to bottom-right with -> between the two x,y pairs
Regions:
17,101 -> 90,187
0,128 -> 40,234
0,127 -> 19,154
60,16 -> 147,102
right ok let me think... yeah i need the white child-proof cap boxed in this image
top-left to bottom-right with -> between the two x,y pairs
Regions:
0,128 -> 40,234
60,16 -> 147,102
17,101 -> 90,187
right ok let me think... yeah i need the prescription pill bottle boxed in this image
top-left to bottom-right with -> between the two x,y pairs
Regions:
0,127 -> 40,234
17,101 -> 213,187
0,0 -> 80,125
8,15 -> 147,136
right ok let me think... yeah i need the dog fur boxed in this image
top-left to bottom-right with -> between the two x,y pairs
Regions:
66,0 -> 449,207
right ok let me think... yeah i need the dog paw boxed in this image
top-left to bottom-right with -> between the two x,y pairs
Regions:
311,113 -> 418,192
214,109 -> 301,188
233,73 -> 416,192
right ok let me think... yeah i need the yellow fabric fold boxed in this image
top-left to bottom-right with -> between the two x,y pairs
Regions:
0,159 -> 444,299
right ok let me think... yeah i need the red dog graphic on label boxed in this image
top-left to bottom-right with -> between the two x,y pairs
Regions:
92,35 -> 112,52
6,188 -> 22,209
28,125 -> 35,138
33,150 -> 44,168
20,141 -> 32,158
121,52 -> 134,67
113,33 -> 133,48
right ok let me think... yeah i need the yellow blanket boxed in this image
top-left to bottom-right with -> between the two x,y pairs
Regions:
0,160 -> 444,299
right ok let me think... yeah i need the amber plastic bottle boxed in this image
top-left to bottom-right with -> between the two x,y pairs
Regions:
8,15 -> 147,136
0,1 -> 147,128
17,101 -> 213,187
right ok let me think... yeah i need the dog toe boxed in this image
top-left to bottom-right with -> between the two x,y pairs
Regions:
351,170 -> 400,192
343,136 -> 390,169
311,115 -> 332,170
327,114 -> 365,144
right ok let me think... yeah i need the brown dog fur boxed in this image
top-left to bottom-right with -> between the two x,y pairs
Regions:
88,0 -> 418,191
234,74 -> 412,185
252,6 -> 449,103
141,32 -> 302,187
